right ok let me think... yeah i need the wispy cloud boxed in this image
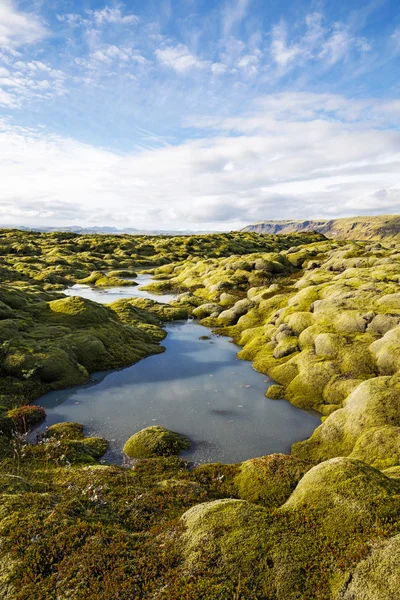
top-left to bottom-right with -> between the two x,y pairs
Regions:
57,3 -> 139,28
0,0 -> 47,47
271,22 -> 303,67
222,0 -> 251,37
155,44 -> 210,73
319,24 -> 371,65
0,58 -> 67,107
91,4 -> 139,26
270,13 -> 371,72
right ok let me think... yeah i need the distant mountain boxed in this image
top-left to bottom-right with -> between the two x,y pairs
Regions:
242,215 -> 400,241
0,225 -> 212,236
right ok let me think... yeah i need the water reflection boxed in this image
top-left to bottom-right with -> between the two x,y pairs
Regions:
36,315 -> 320,465
64,273 -> 176,304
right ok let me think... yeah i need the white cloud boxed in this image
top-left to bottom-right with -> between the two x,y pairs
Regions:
155,44 -> 210,73
319,25 -> 370,65
0,58 -> 67,107
91,4 -> 140,26
0,0 -> 47,47
91,45 -> 132,63
1,93 -> 399,229
57,4 -> 139,28
210,62 -> 227,75
271,22 -> 303,67
237,52 -> 261,74
222,0 -> 250,37
270,14 -> 371,71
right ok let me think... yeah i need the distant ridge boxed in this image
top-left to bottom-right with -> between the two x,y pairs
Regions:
0,225 -> 213,236
242,215 -> 400,241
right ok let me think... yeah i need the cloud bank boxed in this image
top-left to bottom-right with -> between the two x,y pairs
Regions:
1,91 -> 399,229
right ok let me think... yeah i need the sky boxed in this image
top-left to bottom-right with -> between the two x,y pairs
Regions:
0,0 -> 399,230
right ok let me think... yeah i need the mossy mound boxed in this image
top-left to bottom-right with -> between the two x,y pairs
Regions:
122,297 -> 188,322
78,271 -> 134,287
349,425 -> 400,469
340,535 -> 400,600
293,377 -> 400,463
107,269 -> 137,278
0,286 -> 165,404
48,296 -> 110,326
7,405 -> 46,434
192,303 -> 222,319
123,426 -> 191,459
30,421 -> 108,464
43,421 -> 84,440
266,384 -> 285,399
283,457 -> 399,532
234,454 -> 310,507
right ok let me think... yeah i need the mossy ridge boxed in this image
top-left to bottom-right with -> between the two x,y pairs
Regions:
0,229 -> 325,292
234,454 -> 310,508
179,458 -> 400,599
154,238 -> 400,468
0,285 -> 165,406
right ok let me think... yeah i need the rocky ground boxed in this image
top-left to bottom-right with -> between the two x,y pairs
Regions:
0,229 -> 399,599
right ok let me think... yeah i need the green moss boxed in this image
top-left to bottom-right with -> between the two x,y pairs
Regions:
122,297 -> 188,322
123,426 -> 191,459
44,421 -> 84,440
7,405 -> 46,434
48,296 -> 110,326
293,376 -> 400,462
340,535 -> 400,600
78,270 -> 135,287
350,426 -> 400,469
234,454 -> 310,508
286,311 -> 315,335
30,422 -> 108,464
286,357 -> 337,409
282,457 -> 399,533
266,384 -> 285,399
107,269 -> 137,278
192,303 -> 222,319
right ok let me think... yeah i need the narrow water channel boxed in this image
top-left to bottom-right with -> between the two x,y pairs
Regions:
35,275 -> 320,465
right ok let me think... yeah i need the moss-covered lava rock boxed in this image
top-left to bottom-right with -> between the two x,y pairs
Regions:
123,426 -> 191,459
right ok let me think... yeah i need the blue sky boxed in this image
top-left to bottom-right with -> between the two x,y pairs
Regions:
0,0 -> 399,229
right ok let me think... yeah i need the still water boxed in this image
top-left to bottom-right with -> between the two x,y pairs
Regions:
36,276 -> 320,465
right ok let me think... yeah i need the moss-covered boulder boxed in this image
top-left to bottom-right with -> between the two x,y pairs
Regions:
293,377 -> 400,462
340,535 -> 400,600
48,296 -> 110,326
192,303 -> 222,319
349,426 -> 400,469
283,457 -> 399,533
235,454 -> 309,508
43,421 -> 84,440
123,426 -> 190,459
266,384 -> 285,399
78,271 -> 134,287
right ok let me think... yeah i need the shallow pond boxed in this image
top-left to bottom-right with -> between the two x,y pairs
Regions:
36,276 -> 320,465
64,273 -> 176,304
